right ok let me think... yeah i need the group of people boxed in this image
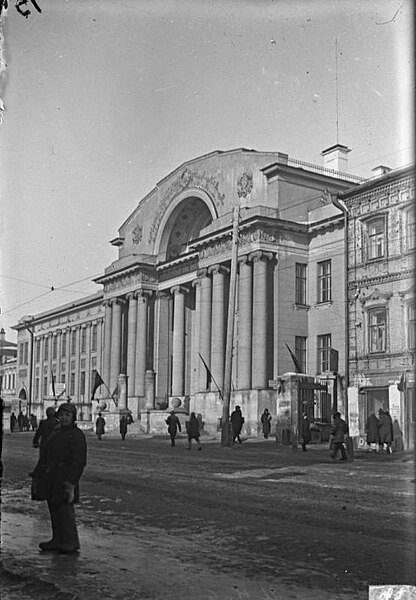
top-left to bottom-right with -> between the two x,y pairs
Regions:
10,411 -> 38,432
95,411 -> 134,441
366,408 -> 395,453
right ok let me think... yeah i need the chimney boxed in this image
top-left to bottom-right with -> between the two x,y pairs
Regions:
371,165 -> 392,178
321,144 -> 351,173
0,328 -> 5,342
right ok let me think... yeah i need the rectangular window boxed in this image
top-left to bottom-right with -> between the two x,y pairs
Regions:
35,378 -> 39,398
367,217 -> 385,259
80,371 -> 86,395
70,372 -> 75,395
71,331 -> 76,356
44,337 -> 49,361
369,309 -> 386,353
317,334 -> 331,373
407,304 -> 415,349
43,376 -> 48,396
317,260 -> 331,303
91,324 -> 97,352
52,335 -> 57,360
91,356 -> 97,370
62,333 -> 67,358
295,263 -> 307,305
24,342 -> 29,365
36,339 -> 41,362
61,361 -> 66,372
81,328 -> 86,353
61,373 -> 66,385
406,210 -> 415,251
295,336 -> 307,373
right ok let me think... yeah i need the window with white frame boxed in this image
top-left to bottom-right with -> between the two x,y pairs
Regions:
295,336 -> 307,372
295,263 -> 307,305
369,308 -> 386,353
317,334 -> 331,372
367,217 -> 385,260
317,260 -> 331,303
406,209 -> 415,251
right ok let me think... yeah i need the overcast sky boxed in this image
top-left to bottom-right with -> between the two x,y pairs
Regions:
0,0 -> 413,340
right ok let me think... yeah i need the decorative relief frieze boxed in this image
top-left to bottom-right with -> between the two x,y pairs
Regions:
148,169 -> 225,244
199,238 -> 233,259
132,223 -> 143,245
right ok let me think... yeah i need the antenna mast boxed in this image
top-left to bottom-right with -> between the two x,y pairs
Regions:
335,38 -> 339,144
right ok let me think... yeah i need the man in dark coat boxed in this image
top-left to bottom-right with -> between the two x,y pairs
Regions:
119,413 -> 133,441
38,402 -> 87,554
330,412 -> 348,461
230,405 -> 244,444
365,413 -> 380,450
165,410 -> 181,446
10,412 -> 17,432
378,408 -> 394,453
95,412 -> 106,441
300,412 -> 311,452
186,412 -> 202,450
260,409 -> 272,439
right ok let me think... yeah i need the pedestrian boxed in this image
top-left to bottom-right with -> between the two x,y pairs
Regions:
10,411 -> 17,432
17,410 -> 24,431
23,414 -> 30,431
165,410 -> 181,447
230,405 -> 244,444
37,401 -> 87,554
260,408 -> 272,439
120,412 -> 134,441
30,413 -> 38,432
300,412 -> 311,452
378,408 -> 394,453
330,412 -> 348,461
33,407 -> 59,458
186,412 -> 202,450
95,412 -> 106,441
365,413 -> 380,452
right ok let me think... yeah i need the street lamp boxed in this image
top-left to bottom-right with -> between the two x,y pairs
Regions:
21,316 -> 34,417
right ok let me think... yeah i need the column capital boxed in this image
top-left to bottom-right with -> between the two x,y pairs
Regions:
171,285 -> 188,296
208,264 -> 229,276
192,278 -> 201,289
196,268 -> 210,279
126,291 -> 137,302
238,254 -> 252,266
156,289 -> 171,300
135,289 -> 153,300
249,250 -> 274,263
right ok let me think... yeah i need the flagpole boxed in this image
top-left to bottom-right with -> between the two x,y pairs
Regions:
221,205 -> 240,446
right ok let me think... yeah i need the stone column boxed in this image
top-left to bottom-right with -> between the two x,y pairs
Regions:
110,298 -> 123,391
56,330 -> 62,383
154,291 -> 170,401
103,301 -> 112,397
191,278 -> 201,395
126,292 -> 138,397
145,370 -> 155,409
84,323 -> 91,403
209,264 -> 227,392
118,373 -> 128,410
238,255 -> 253,389
171,285 -> 187,396
135,290 -> 150,397
198,269 -> 212,390
251,252 -> 272,388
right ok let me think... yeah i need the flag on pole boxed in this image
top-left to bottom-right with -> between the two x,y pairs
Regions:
198,352 -> 212,389
285,343 -> 303,373
111,384 -> 119,407
91,370 -> 105,401
51,370 -> 56,398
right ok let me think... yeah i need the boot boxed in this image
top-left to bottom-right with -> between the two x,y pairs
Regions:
39,539 -> 60,551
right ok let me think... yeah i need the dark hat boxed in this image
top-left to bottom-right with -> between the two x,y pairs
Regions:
57,402 -> 77,420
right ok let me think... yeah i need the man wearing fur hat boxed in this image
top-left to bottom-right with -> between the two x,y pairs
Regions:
38,401 -> 87,554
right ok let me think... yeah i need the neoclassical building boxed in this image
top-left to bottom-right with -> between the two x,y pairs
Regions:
14,146 -> 366,435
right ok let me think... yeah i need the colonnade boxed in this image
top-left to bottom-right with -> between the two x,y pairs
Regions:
101,250 -> 274,402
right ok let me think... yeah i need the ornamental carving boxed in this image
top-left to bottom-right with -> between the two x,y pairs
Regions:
148,169 -> 225,244
132,223 -> 143,245
199,239 -> 232,259
239,228 -> 278,245
237,172 -> 253,198
103,270 -> 157,293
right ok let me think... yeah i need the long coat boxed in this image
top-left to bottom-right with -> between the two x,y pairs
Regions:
44,425 -> 87,505
95,416 -> 106,436
186,415 -> 200,439
379,412 -> 393,444
261,411 -> 272,436
230,409 -> 244,435
300,416 -> 311,443
166,414 -> 181,434
366,414 -> 380,444
331,416 -> 348,443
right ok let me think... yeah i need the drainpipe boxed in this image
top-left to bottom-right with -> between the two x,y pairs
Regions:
330,194 -> 349,424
